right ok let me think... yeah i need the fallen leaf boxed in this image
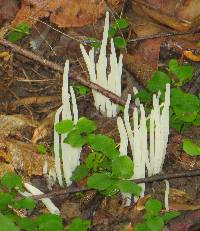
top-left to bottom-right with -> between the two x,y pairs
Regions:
0,0 -> 18,25
0,114 -> 39,138
169,202 -> 200,211
8,96 -> 60,111
183,50 -> 200,62
0,51 -> 11,61
12,0 -> 122,28
135,194 -> 151,211
133,0 -> 200,32
32,111 -> 55,144
0,139 -> 55,176
0,163 -> 14,178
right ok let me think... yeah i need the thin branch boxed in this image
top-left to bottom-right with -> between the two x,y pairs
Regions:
0,39 -> 126,106
31,169 -> 200,200
129,29 -> 200,43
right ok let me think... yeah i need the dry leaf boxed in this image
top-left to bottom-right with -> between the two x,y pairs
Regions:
0,114 -> 39,138
0,0 -> 18,24
133,0 -> 200,32
8,96 -> 60,111
12,0 -> 122,28
0,139 -> 55,176
0,163 -> 14,178
183,50 -> 200,62
0,51 -> 11,61
169,202 -> 200,211
32,111 -> 55,144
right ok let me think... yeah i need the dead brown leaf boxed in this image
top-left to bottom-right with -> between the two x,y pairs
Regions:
0,114 -> 39,138
169,202 -> 200,211
12,0 -> 122,28
8,96 -> 60,111
32,111 -> 55,144
0,0 -> 19,25
133,0 -> 200,32
0,163 -> 14,178
0,139 -> 55,176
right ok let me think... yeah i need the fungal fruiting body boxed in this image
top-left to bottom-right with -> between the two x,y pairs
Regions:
54,60 -> 81,187
80,12 -> 122,117
118,84 -> 170,198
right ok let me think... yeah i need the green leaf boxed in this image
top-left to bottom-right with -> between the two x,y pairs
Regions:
169,59 -> 193,82
71,165 -> 89,182
87,134 -> 119,159
117,180 -> 141,196
7,22 -> 30,43
1,172 -> 23,190
85,152 -> 104,171
147,71 -> 171,93
13,198 -> 36,210
113,18 -> 129,29
36,214 -> 64,231
135,90 -> 152,104
169,114 -> 184,132
0,214 -> 19,231
68,218 -> 90,231
146,217 -> 164,231
197,40 -> 200,48
183,139 -> 200,156
18,218 -> 37,231
0,192 -> 13,210
169,59 -> 178,70
86,37 -> 101,49
112,156 -> 133,179
108,26 -> 117,38
162,211 -> 181,223
74,84 -> 90,96
135,223 -> 150,231
55,120 -> 73,134
64,130 -> 87,147
114,37 -> 127,48
193,114 -> 200,125
87,173 -> 114,191
36,144 -> 47,154
145,199 -> 162,216
171,88 -> 199,122
76,117 -> 96,134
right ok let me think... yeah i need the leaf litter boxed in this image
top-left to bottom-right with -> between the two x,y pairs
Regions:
0,0 -> 200,230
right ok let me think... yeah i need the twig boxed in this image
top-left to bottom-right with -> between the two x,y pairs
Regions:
0,39 -> 126,106
31,169 -> 200,200
129,29 -> 200,43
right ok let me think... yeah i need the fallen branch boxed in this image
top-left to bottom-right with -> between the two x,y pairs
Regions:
0,39 -> 126,106
31,169 -> 200,200
129,29 -> 200,43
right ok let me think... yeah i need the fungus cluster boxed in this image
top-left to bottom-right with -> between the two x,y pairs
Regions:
80,12 -> 122,117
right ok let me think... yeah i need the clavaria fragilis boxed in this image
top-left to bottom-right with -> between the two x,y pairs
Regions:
80,12 -> 122,117
54,60 -> 81,187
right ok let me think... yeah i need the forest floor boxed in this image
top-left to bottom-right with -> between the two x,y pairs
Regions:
0,0 -> 200,230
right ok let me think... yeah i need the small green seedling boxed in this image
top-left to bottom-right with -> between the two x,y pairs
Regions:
0,172 -> 91,231
169,59 -> 194,85
67,217 -> 90,231
7,22 -> 30,43
135,59 -> 199,132
183,139 -> 200,156
74,84 -> 90,96
36,144 -> 47,155
134,198 -> 181,231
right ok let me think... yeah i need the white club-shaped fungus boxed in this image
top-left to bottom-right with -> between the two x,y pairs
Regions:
121,84 -> 170,198
24,183 -> 60,215
80,12 -> 122,117
54,60 -> 81,187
